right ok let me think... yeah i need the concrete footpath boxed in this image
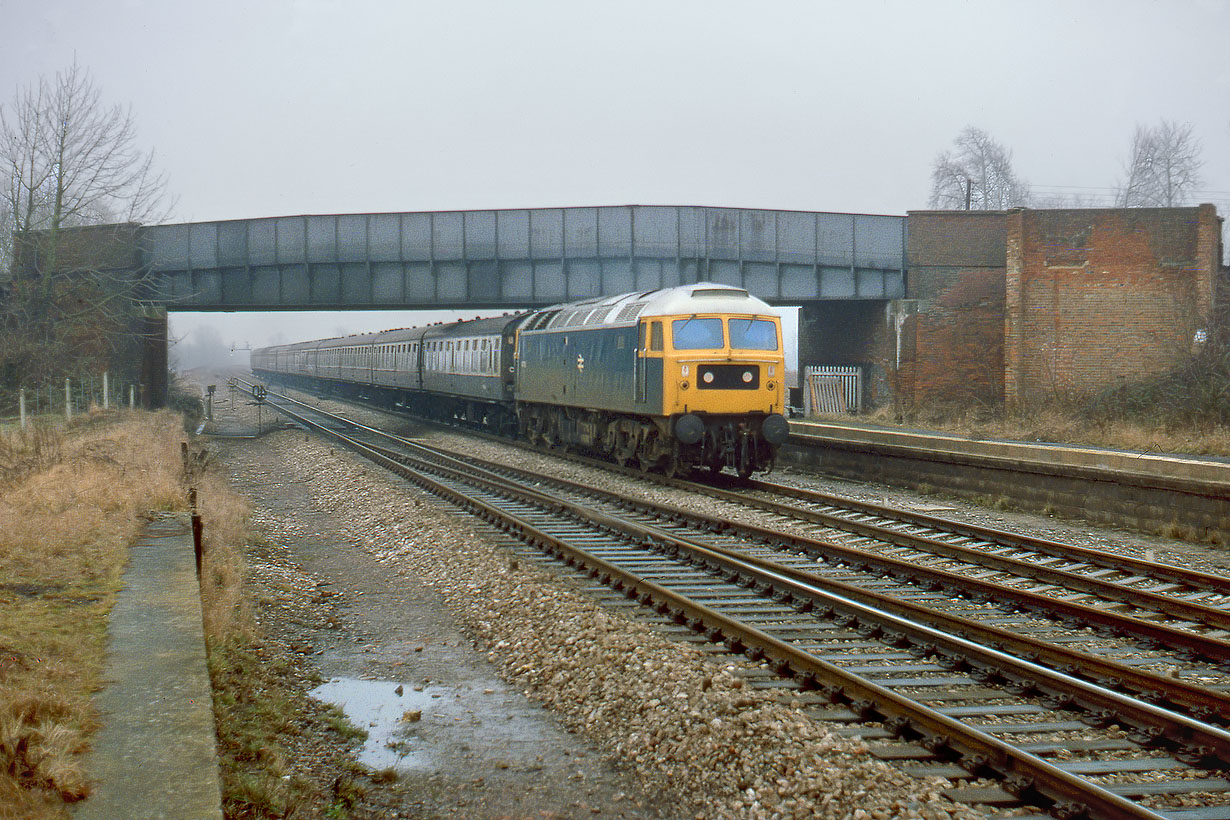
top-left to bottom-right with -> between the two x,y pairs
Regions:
73,513 -> 223,820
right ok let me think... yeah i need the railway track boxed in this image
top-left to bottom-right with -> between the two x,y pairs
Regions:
237,380 -> 1230,819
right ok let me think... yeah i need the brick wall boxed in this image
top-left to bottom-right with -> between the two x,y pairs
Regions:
898,207 -> 1222,410
900,211 -> 1008,407
1004,205 -> 1221,406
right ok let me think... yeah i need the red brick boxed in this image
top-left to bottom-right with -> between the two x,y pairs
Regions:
896,206 -> 1222,410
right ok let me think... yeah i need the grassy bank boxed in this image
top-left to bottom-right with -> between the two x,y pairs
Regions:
0,411 -> 359,819
0,412 -> 186,819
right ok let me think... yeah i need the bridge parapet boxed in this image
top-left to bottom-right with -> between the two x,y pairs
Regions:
145,205 -> 905,310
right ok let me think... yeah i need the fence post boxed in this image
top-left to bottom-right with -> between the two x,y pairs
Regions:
65,379 -> 72,420
189,488 -> 203,578
129,384 -> 136,409
19,389 -> 26,430
103,371 -> 109,410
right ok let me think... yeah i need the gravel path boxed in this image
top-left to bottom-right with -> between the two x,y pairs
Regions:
212,386 -> 1230,819
216,425 -> 674,819
209,394 -> 987,819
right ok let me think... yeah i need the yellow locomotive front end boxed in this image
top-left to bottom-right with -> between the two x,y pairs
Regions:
636,291 -> 789,477
659,313 -> 785,419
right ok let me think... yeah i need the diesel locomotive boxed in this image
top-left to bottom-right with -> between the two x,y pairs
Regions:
251,282 -> 790,477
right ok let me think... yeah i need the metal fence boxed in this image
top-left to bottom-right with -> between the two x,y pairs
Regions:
803,365 -> 862,415
0,374 -> 140,429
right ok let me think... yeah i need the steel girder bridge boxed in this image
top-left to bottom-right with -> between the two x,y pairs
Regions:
144,205 -> 906,310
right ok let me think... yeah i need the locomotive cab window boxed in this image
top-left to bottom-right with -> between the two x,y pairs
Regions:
728,318 -> 778,350
650,322 -> 663,352
671,317 -> 723,350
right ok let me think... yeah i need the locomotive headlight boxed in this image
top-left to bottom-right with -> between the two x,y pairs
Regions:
768,365 -> 776,376
680,381 -> 689,390
681,364 -> 690,377
742,371 -> 753,383
767,381 -> 775,391
702,372 -> 715,384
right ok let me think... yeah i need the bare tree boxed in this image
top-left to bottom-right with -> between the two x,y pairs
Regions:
1029,191 -> 1104,209
928,127 -> 1030,210
0,61 -> 171,391
1116,120 -> 1203,207
0,167 -> 12,279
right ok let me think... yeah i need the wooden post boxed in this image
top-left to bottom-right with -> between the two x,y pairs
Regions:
19,389 -> 26,430
103,371 -> 109,410
189,488 -> 203,578
65,379 -> 72,420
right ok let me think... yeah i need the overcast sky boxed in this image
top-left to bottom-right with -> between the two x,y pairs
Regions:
4,0 -> 1229,356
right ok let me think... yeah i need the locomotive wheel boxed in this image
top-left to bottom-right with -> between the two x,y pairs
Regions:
662,450 -> 685,479
613,428 -> 637,467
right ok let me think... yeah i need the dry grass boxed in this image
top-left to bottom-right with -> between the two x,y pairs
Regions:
0,411 -> 188,820
0,405 -> 362,819
853,403 -> 1230,458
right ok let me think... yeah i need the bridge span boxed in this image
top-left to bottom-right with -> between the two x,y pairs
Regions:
145,205 -> 906,310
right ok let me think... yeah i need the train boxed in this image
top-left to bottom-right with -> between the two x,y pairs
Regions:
251,282 -> 790,478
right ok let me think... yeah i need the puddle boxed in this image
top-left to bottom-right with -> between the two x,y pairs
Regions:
310,678 -> 441,770
312,675 -> 591,778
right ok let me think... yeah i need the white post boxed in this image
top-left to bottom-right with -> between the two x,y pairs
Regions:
19,388 -> 26,430
65,378 -> 72,420
103,371 -> 109,410
129,384 -> 136,409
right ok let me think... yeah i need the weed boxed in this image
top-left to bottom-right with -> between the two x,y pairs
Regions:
370,767 -> 399,784
0,412 -> 187,819
1161,520 -> 1199,542
857,315 -> 1230,460
322,704 -> 368,742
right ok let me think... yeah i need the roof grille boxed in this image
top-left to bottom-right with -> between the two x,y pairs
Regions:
615,303 -> 646,321
691,286 -> 748,298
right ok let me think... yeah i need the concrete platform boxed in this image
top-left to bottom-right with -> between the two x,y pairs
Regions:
782,419 -> 1230,541
789,419 -> 1230,487
73,514 -> 223,820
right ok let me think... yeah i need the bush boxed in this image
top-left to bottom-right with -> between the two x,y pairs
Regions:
167,376 -> 204,428
1086,319 -> 1230,428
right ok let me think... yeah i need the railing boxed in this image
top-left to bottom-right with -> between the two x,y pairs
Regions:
0,373 -> 140,429
803,365 -> 862,415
